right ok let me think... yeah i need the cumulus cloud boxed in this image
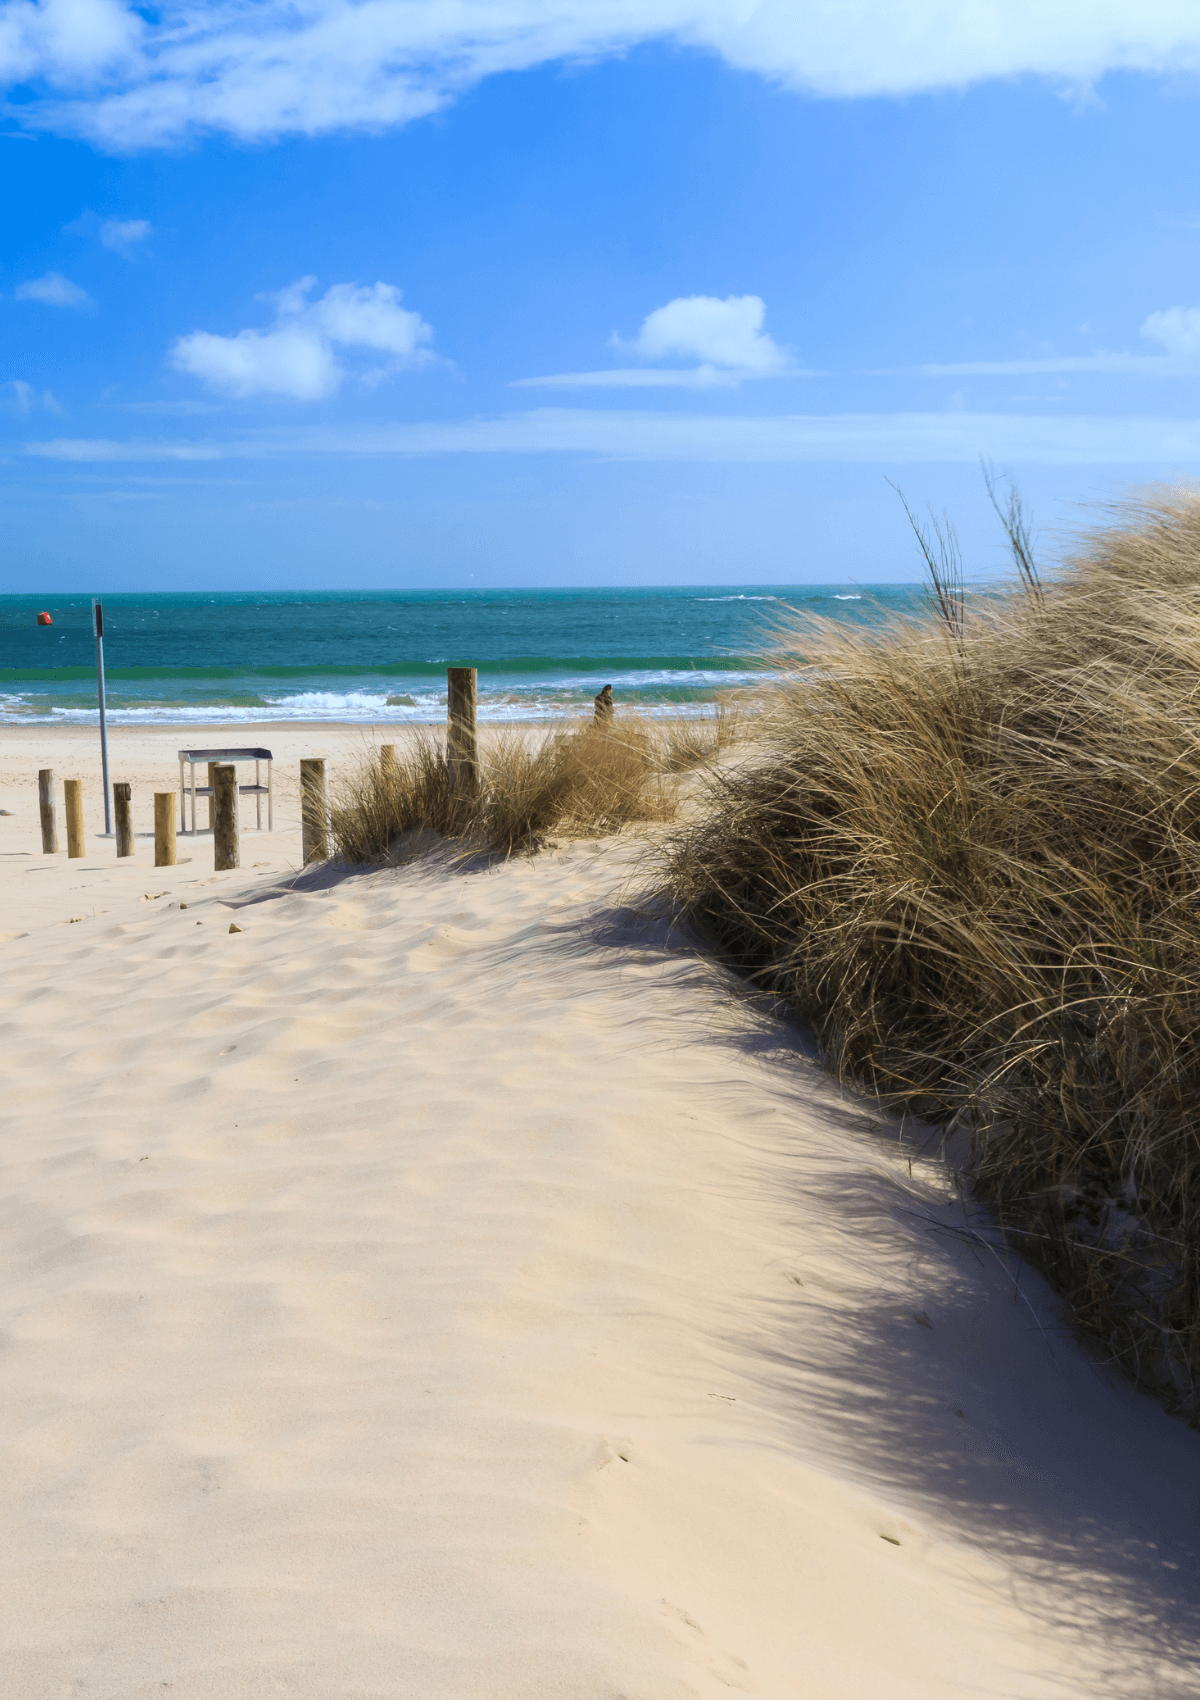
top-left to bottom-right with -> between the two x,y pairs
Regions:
13,270 -> 91,305
518,293 -> 794,389
169,276 -> 435,400
1141,305 -> 1200,359
3,1 -> 1200,149
624,294 -> 788,373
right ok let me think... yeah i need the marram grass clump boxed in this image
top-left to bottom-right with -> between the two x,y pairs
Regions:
329,714 -> 716,865
665,493 -> 1200,1418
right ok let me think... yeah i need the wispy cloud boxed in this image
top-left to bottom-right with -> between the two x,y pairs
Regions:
13,271 -> 91,307
169,277 -> 436,401
23,407 -> 1200,466
516,366 -> 763,390
66,210 -> 152,253
99,216 -> 150,253
3,379 -> 63,415
879,303 -> 1200,378
518,293 -> 799,390
6,1 -> 1200,149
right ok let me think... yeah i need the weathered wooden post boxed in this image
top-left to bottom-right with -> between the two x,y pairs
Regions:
38,769 -> 58,853
154,792 -> 177,867
447,667 -> 479,799
64,778 -> 85,858
213,763 -> 240,871
114,782 -> 134,857
300,758 -> 329,863
380,744 -> 396,779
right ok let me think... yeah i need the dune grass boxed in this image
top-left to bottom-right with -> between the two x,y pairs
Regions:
329,714 -> 697,864
664,493 -> 1200,1417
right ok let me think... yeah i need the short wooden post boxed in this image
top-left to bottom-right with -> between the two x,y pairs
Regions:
64,778 -> 85,858
213,763 -> 240,871
447,667 -> 479,798
114,782 -> 134,857
300,758 -> 329,864
38,769 -> 58,853
380,744 -> 396,779
154,792 -> 177,867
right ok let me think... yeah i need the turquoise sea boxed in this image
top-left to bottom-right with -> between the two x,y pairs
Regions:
0,586 -> 925,726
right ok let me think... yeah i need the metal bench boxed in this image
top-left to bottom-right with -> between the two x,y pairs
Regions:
178,747 -> 273,835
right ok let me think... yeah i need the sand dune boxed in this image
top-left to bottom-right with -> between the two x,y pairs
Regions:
2,725 -> 1200,1697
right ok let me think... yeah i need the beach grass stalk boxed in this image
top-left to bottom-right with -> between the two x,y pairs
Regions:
663,492 -> 1200,1418
329,714 -> 697,863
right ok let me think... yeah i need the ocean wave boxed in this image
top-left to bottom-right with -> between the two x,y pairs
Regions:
833,594 -> 862,600
0,653 -> 758,683
13,698 -> 738,727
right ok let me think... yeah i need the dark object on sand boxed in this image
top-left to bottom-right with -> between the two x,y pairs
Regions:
594,684 -> 614,724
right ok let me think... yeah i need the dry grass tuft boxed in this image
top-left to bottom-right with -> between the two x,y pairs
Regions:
664,492 -> 1200,1418
330,715 -> 688,864
658,703 -> 742,772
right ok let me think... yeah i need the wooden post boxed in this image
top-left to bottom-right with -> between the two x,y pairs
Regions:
154,792 -> 177,867
213,763 -> 240,871
380,744 -> 396,779
64,778 -> 85,858
300,758 -> 329,864
38,769 -> 58,854
207,760 -> 217,831
114,782 -> 134,857
447,667 -> 479,798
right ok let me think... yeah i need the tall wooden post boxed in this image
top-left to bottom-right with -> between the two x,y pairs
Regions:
64,779 -> 85,858
114,783 -> 134,857
301,759 -> 329,864
38,769 -> 58,854
213,763 -> 240,871
154,792 -> 177,867
447,667 -> 479,798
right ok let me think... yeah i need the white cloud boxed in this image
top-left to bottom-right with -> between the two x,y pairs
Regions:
66,208 -> 151,251
3,378 -> 63,413
874,306 -> 1200,376
170,325 -> 342,401
515,365 -> 754,389
168,276 -> 435,400
4,2 -> 1200,149
14,270 -> 90,306
1141,305 -> 1200,359
23,407 -> 1200,465
520,293 -> 794,389
98,215 -> 149,252
624,294 -> 788,373
306,280 -> 433,358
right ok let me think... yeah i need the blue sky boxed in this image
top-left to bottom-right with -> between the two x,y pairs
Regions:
4,3 -> 1200,589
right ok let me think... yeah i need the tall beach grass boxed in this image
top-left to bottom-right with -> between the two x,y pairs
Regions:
665,493 -> 1200,1417
329,710 -> 738,864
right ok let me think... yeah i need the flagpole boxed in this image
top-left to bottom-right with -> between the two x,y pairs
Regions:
93,599 -> 112,835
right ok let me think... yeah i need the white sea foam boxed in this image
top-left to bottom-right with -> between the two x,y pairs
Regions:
833,594 -> 862,600
0,665 -> 772,727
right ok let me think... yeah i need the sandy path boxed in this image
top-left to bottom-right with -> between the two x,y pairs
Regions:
2,727 -> 1200,1697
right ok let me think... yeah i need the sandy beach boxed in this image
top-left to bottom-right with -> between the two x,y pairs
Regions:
3,723 -> 1200,1698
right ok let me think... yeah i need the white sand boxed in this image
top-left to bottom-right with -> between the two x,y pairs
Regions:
3,725 -> 1200,1698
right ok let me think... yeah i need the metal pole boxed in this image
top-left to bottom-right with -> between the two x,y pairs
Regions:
93,600 -> 112,835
